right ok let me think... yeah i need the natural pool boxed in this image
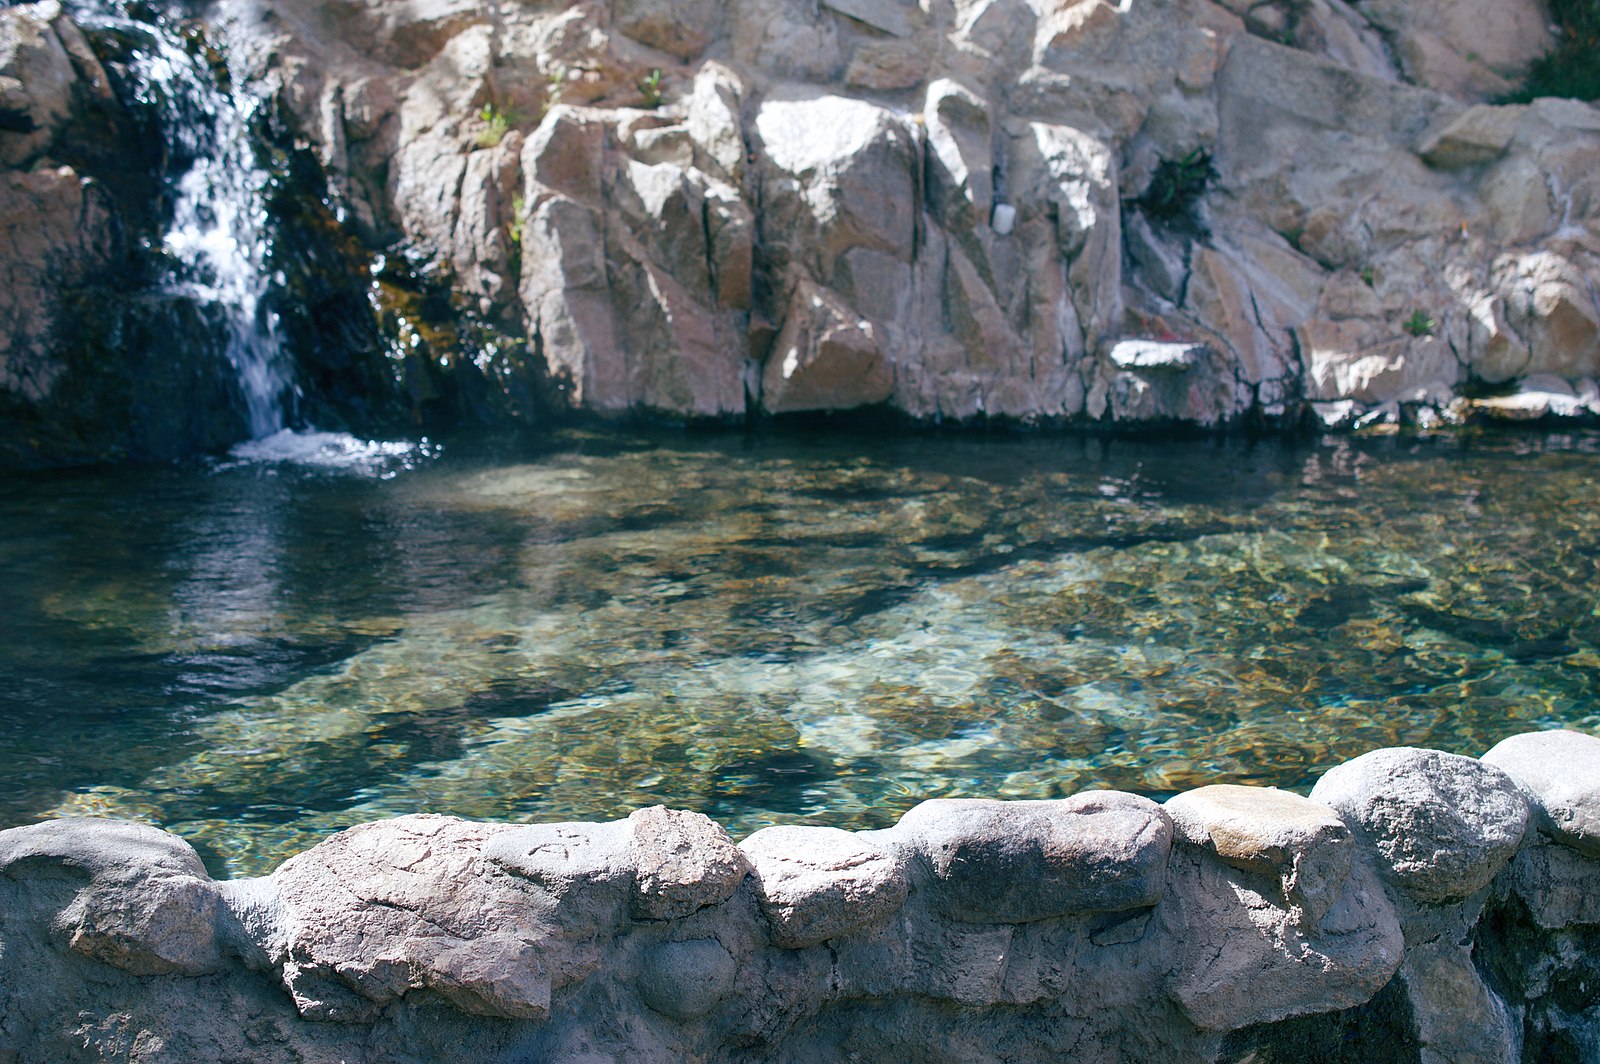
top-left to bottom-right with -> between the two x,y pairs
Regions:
3,426 -> 1599,877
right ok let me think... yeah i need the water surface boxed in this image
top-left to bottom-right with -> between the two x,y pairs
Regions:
3,428 -> 1598,876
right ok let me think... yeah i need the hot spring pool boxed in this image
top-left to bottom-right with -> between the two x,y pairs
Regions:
3,427 -> 1598,876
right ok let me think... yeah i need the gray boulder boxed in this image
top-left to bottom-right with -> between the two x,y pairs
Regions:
1162,844 -> 1404,1032
269,814 -> 551,1021
894,792 -> 1171,923
1310,747 -> 1528,904
741,825 -> 909,947
761,279 -> 893,413
627,805 -> 751,920
1507,835 -> 1600,930
1482,729 -> 1600,858
483,818 -> 636,932
0,818 -> 224,977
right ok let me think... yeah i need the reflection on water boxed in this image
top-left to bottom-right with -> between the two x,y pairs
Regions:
2,429 -> 1599,877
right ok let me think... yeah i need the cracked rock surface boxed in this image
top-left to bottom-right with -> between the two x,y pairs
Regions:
3,0 -> 1599,459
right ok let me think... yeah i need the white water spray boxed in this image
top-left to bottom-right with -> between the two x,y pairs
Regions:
68,1 -> 436,470
71,0 -> 290,438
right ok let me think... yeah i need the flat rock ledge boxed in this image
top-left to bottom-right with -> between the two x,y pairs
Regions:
2,732 -> 1598,1062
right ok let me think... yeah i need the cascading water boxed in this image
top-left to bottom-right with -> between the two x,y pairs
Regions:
68,0 -> 290,439
63,0 -> 431,469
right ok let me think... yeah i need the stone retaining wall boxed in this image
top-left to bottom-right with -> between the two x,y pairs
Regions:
1,730 -> 1597,1062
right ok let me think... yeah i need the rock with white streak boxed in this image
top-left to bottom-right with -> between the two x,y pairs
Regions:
762,279 -> 893,413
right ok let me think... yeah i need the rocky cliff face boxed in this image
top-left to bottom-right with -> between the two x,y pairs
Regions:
1,0 -> 1598,451
1,730 -> 1597,1061
245,0 -> 1599,430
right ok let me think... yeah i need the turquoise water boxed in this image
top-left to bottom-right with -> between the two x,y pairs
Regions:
3,427 -> 1599,877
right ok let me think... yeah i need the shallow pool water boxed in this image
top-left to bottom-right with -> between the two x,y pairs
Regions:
3,427 -> 1599,877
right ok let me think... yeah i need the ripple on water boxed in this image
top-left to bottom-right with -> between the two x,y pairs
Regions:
4,430 -> 1600,876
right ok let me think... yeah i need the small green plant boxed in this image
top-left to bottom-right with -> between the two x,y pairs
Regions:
543,65 -> 569,116
507,196 -> 525,247
1134,147 -> 1216,233
1403,309 -> 1437,337
475,103 -> 514,149
1359,264 -> 1376,288
507,195 -> 525,276
639,68 -> 664,109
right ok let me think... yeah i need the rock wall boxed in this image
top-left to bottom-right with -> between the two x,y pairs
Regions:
1,0 -> 1599,452
1,729 -> 1597,1062
241,0 -> 1600,430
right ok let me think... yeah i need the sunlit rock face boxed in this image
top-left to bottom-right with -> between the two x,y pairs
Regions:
3,0 -> 1596,447
234,0 -> 1595,429
1,731 -> 1597,1061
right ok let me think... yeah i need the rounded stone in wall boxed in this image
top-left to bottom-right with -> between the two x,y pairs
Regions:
1482,729 -> 1600,858
741,825 -> 909,948
1164,784 -> 1352,924
1309,747 -> 1528,904
627,806 -> 752,920
637,938 -> 737,1020
893,791 -> 1172,923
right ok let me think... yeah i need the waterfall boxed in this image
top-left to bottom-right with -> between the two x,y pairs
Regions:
69,0 -> 290,439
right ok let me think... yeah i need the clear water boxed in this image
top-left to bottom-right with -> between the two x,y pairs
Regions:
3,428 -> 1599,878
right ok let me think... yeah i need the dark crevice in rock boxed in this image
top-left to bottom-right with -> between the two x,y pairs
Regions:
1477,890 -> 1600,1062
1217,975 -> 1422,1064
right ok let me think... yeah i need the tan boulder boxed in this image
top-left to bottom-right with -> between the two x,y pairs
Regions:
1355,0 -> 1555,99
1417,105 -> 1525,169
762,280 -> 893,412
1165,784 -> 1353,925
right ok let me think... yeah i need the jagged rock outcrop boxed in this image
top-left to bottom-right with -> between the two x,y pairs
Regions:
1,730 -> 1597,1062
244,0 -> 1600,429
0,0 -> 1597,453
